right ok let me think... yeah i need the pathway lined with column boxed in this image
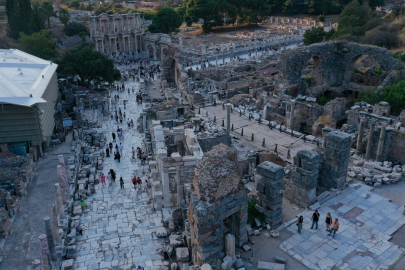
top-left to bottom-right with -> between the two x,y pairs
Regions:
193,105 -> 317,159
73,82 -> 168,270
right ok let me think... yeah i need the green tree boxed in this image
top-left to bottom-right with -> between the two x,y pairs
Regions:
64,22 -> 88,36
57,43 -> 121,87
6,0 -> 22,39
303,27 -> 326,45
68,0 -> 80,9
19,29 -> 59,60
174,6 -> 186,18
41,1 -> 54,28
31,2 -> 45,33
148,7 -> 183,33
19,0 -> 33,34
317,14 -> 325,22
85,3 -> 93,11
58,8 -> 70,26
186,0 -> 217,31
337,0 -> 372,37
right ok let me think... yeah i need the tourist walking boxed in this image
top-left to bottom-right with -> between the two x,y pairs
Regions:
110,169 -> 116,182
311,210 -> 320,230
325,213 -> 332,232
132,147 -> 136,159
143,180 -> 148,191
105,144 -> 110,157
297,215 -> 303,234
328,218 -> 340,238
119,143 -> 124,154
132,176 -> 137,190
100,173 -> 106,186
112,132 -> 116,142
120,177 -> 124,189
115,151 -> 121,162
107,172 -> 112,186
80,195 -> 87,209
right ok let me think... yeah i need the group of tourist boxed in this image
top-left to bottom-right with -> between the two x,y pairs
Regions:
296,210 -> 340,238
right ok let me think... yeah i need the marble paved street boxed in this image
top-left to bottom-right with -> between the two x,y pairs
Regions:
74,82 -> 167,269
280,184 -> 405,270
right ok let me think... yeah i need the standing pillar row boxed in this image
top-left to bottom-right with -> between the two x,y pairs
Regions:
365,120 -> 376,161
355,117 -> 365,156
255,161 -> 284,227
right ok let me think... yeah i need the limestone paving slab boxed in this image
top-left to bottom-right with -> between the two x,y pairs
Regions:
74,81 -> 167,269
279,184 -> 405,270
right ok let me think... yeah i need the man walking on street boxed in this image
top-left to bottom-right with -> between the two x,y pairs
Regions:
328,218 -> 340,238
132,147 -> 136,159
119,143 -> 123,155
311,210 -> 320,230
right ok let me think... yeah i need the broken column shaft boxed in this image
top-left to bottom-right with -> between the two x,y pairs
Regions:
355,117 -> 365,156
376,125 -> 386,162
365,120 -> 376,161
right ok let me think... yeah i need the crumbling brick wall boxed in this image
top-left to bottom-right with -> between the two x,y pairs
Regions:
387,131 -> 405,164
188,144 -> 248,264
284,150 -> 319,208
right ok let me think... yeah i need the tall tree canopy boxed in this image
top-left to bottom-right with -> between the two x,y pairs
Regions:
58,8 -> 71,27
6,0 -> 40,39
57,43 -> 121,88
185,0 -> 271,31
19,29 -> 59,60
148,7 -> 183,33
337,0 -> 372,36
41,1 -> 55,28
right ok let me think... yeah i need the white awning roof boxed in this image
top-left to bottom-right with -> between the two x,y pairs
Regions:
0,97 -> 46,107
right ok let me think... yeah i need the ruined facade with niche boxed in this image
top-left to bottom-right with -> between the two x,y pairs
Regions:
143,32 -> 172,61
89,13 -> 143,54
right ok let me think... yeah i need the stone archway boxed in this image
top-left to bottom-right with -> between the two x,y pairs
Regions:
275,42 -> 404,97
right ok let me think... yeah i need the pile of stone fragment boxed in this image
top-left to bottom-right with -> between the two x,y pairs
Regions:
347,159 -> 404,187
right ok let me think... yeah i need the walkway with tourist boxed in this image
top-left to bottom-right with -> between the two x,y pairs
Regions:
73,79 -> 167,270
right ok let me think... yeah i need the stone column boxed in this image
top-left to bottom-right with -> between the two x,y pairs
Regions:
355,117 -> 365,156
289,100 -> 295,131
58,154 -> 69,187
55,184 -> 65,218
225,234 -> 235,259
57,165 -> 66,204
38,234 -> 51,270
51,205 -> 60,243
44,216 -> 56,262
321,128 -> 332,148
365,120 -> 376,161
222,51 -> 225,64
225,103 -> 231,133
376,125 -> 386,162
143,113 -> 147,132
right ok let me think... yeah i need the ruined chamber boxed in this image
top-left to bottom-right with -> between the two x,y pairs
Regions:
187,144 -> 248,265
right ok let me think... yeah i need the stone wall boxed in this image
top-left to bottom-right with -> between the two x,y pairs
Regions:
255,161 -> 284,227
197,131 -> 232,153
388,131 -> 405,164
285,150 -> 319,208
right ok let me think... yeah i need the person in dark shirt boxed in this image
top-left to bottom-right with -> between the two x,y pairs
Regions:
325,212 -> 332,232
310,210 -> 320,230
297,215 -> 304,234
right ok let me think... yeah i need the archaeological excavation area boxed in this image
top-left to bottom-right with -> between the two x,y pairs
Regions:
1,18 -> 405,270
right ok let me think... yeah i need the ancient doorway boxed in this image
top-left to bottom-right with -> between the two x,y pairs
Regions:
224,214 -> 238,236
